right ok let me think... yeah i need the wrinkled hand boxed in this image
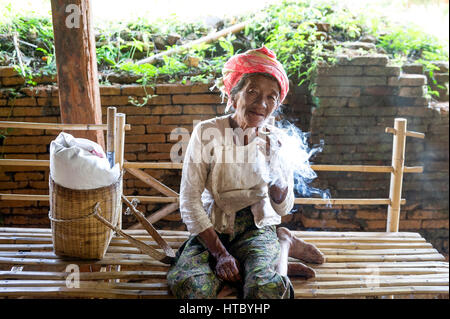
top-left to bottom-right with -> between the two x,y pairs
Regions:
215,252 -> 242,283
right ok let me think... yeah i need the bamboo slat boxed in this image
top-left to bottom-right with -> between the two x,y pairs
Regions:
313,268 -> 449,275
308,254 -> 445,262
297,261 -> 449,269
0,280 -> 168,290
298,274 -> 449,282
0,234 -> 430,247
0,270 -> 167,280
292,278 -> 448,289
294,286 -> 448,298
1,252 -> 446,267
306,248 -> 438,255
0,227 -> 447,299
3,278 -> 447,292
0,271 -> 446,283
0,228 -> 423,238
0,287 -> 171,298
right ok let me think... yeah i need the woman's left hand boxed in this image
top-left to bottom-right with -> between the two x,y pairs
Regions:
256,127 -> 289,203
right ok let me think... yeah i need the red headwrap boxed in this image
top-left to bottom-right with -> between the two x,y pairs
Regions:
218,46 -> 289,112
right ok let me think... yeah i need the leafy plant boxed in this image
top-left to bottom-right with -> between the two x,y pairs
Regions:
0,0 -> 447,100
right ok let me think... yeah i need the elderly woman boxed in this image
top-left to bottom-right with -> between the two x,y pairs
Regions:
167,46 -> 324,299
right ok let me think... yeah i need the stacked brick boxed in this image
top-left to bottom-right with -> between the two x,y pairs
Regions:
403,61 -> 449,102
304,53 -> 449,254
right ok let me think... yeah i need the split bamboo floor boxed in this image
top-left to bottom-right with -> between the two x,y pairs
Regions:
0,227 -> 448,299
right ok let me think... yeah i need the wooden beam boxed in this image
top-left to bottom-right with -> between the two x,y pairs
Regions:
50,0 -> 104,148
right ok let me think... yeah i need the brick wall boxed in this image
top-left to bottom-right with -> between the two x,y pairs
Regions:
0,54 -> 448,255
300,54 -> 449,255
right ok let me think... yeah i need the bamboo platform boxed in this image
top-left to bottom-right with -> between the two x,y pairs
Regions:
1,116 -> 448,299
0,227 -> 447,299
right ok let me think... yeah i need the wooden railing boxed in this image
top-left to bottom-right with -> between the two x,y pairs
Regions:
0,110 -> 425,233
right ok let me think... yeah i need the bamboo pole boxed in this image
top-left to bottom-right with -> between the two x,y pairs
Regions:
125,167 -> 179,197
386,119 -> 407,232
293,198 -> 406,205
115,113 -> 126,169
123,162 -> 183,169
128,202 -> 179,230
92,208 -> 168,262
136,21 -> 248,65
0,159 -> 50,167
106,107 -> 116,168
386,127 -> 425,139
0,193 -> 406,205
0,159 -> 422,174
121,195 -> 175,258
116,113 -> 126,230
122,162 -> 423,173
0,121 -> 130,131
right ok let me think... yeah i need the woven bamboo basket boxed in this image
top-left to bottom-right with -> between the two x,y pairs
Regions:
48,175 -> 122,259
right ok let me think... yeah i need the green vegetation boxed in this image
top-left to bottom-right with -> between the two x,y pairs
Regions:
0,0 -> 448,99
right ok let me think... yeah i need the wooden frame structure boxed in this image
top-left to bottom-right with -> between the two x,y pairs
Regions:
0,115 -> 448,298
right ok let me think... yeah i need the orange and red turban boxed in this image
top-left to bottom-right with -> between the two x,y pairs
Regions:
217,46 -> 289,112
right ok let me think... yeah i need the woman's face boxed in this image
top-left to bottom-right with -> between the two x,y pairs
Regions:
231,74 -> 280,130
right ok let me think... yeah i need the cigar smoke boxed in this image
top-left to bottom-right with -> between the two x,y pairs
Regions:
261,119 -> 331,209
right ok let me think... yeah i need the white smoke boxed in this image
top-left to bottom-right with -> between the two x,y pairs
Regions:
259,119 -> 331,207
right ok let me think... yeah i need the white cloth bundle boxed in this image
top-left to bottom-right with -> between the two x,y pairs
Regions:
50,132 -> 120,190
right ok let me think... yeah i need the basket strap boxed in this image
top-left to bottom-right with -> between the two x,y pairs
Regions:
48,210 -> 97,223
92,203 -> 173,264
121,195 -> 176,259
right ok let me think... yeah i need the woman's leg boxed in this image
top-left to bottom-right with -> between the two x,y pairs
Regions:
277,227 -> 325,264
167,236 -> 223,299
275,227 -> 325,278
230,226 -> 293,299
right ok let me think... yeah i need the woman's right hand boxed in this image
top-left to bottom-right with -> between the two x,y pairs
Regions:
198,227 -> 242,283
215,251 -> 242,283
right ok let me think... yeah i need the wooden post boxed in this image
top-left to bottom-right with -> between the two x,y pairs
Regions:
50,0 -> 104,148
115,113 -> 126,229
386,118 -> 407,233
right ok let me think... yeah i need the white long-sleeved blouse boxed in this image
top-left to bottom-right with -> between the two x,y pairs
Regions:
179,114 -> 295,236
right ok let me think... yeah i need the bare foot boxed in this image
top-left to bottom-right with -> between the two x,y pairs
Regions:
288,262 -> 316,278
277,227 -> 325,264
